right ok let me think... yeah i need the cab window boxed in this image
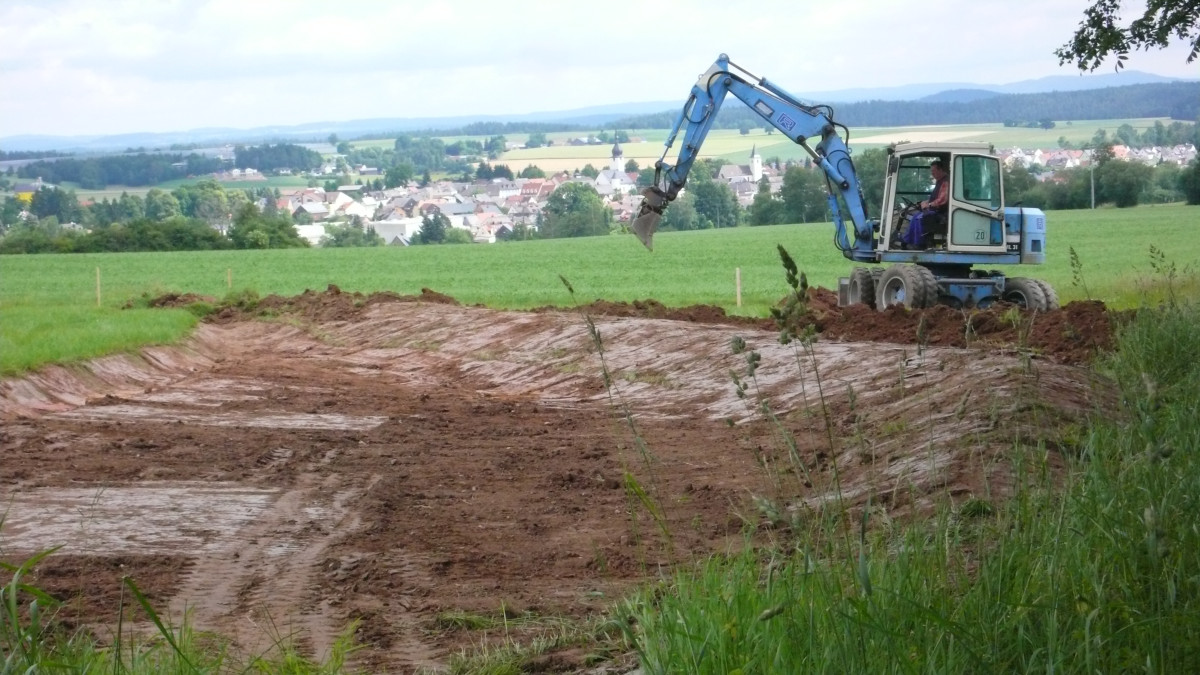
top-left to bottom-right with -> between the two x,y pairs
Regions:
953,155 -> 1001,210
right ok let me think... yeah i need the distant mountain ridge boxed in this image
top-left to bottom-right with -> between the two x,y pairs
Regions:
1,70 -> 1195,152
797,70 -> 1186,103
609,82 -> 1200,132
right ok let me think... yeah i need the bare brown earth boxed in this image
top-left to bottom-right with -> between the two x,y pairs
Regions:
0,288 -> 1116,672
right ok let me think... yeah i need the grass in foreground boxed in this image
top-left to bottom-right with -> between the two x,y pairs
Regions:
615,297 -> 1200,673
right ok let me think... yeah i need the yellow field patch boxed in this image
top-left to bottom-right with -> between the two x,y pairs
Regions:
499,129 -> 775,174
500,141 -> 666,174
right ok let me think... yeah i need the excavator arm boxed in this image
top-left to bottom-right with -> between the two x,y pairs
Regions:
632,54 -> 876,258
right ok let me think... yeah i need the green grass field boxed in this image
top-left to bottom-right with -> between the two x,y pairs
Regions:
1,203 -> 1196,375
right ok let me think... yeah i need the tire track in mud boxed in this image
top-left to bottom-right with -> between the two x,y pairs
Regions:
167,464 -> 384,662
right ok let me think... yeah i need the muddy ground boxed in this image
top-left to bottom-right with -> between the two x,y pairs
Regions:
0,288 -> 1116,672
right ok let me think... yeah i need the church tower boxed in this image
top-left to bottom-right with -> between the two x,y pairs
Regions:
750,144 -> 763,182
611,140 -> 624,175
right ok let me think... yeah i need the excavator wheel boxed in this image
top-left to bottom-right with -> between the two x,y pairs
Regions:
848,267 -> 876,308
876,264 -> 935,311
1033,279 -> 1060,310
1002,277 -> 1050,311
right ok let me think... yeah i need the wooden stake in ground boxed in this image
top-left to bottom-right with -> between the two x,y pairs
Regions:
736,267 -> 742,307
227,268 -> 232,290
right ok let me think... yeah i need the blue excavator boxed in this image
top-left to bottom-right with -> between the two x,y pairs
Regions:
631,54 -> 1057,311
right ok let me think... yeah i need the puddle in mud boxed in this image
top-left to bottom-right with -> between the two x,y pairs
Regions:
1,482 -> 278,555
52,404 -> 387,431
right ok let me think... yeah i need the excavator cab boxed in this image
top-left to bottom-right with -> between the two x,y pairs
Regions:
878,142 -> 1007,255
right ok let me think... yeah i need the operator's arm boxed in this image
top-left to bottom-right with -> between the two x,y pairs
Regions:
922,180 -> 948,210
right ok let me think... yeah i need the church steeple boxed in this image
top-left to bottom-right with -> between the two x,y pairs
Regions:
750,144 -> 763,182
611,140 -> 624,175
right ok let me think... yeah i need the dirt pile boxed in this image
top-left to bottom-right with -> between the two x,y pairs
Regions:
547,288 -> 1113,365
801,288 -> 1116,365
209,284 -> 459,324
194,285 -> 1116,365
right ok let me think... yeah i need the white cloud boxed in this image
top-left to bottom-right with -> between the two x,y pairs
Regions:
1,0 -> 1196,137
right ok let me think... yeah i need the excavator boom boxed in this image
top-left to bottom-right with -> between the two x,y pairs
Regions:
632,54 -> 875,259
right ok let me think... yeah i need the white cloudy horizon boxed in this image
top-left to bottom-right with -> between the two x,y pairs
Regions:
1,0 -> 1196,139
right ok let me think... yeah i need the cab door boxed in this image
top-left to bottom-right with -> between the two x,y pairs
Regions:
946,154 -> 1007,253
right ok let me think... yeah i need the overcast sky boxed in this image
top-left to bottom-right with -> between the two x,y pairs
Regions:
1,0 -> 1196,138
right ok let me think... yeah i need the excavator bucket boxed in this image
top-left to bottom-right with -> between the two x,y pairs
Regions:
631,210 -> 661,250
631,188 -> 667,251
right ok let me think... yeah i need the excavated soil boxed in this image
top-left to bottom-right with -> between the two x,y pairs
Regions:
0,287 -> 1117,672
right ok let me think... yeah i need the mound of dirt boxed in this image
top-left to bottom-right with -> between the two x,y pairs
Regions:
566,288 -> 1115,365
163,284 -> 1115,365
554,298 -> 774,330
125,292 -> 217,309
203,284 -> 460,324
801,288 -> 1116,365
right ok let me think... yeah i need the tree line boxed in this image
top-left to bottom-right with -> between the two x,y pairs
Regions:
0,180 -> 304,253
15,153 -> 225,189
340,134 -> 509,181
233,143 -> 322,172
609,82 -> 1200,131
0,149 -> 69,161
11,142 -> 329,190
1071,121 -> 1200,149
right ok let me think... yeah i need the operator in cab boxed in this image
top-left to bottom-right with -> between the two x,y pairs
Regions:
899,159 -> 949,249
920,159 -> 949,213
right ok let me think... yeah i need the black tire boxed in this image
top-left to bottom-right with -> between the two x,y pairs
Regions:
848,267 -> 876,308
912,265 -> 940,305
1002,277 -> 1049,311
1034,279 -> 1060,310
876,264 -> 933,311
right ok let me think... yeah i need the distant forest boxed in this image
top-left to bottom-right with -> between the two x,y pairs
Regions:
607,82 -> 1200,131
11,144 -> 325,189
15,153 -> 225,189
